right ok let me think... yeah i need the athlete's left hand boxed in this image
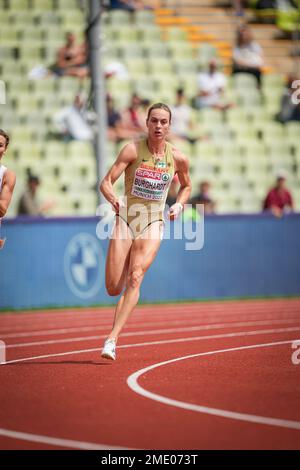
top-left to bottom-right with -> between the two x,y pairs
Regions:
167,202 -> 183,221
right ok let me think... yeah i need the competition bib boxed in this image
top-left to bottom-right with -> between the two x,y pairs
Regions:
131,166 -> 171,201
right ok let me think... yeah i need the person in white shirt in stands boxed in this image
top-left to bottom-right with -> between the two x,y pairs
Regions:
232,25 -> 264,90
0,129 -> 16,249
170,88 -> 200,143
53,94 -> 96,141
194,58 -> 232,111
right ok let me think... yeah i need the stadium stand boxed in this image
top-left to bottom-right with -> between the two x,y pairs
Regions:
0,0 -> 299,216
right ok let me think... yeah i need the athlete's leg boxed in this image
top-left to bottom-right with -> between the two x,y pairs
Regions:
107,221 -> 163,341
105,215 -> 133,296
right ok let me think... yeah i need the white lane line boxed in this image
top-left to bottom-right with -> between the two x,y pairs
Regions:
0,304 -> 251,321
0,305 -> 210,327
0,319 -> 114,334
127,340 -> 300,431
1,309 -> 299,338
2,327 -> 300,365
0,325 -> 110,339
0,317 -> 235,338
1,302 -> 299,328
4,320 -> 300,349
0,307 -> 112,320
0,428 -> 129,450
0,313 -> 256,336
0,310 -> 234,334
1,307 -> 299,335
0,318 -> 300,339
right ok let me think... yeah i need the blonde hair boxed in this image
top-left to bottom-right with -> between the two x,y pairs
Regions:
147,103 -> 172,123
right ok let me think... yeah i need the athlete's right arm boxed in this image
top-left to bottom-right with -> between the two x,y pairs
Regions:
99,142 -> 137,212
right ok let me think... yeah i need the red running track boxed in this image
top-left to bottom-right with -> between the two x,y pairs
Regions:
0,298 -> 300,450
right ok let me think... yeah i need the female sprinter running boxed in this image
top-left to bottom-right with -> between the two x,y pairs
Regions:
0,130 -> 16,249
99,103 -> 191,360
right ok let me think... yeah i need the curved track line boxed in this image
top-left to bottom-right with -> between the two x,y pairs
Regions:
127,340 -> 300,431
5,320 -> 300,349
2,326 -> 300,365
0,428 -> 129,450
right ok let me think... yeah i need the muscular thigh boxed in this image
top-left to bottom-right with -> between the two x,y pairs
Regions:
106,216 -> 133,288
128,221 -> 163,276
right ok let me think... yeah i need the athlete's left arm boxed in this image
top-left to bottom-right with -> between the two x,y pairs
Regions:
0,170 -> 16,217
168,149 -> 192,220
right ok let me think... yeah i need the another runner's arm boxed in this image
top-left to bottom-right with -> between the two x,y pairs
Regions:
0,170 -> 16,217
173,148 -> 192,207
100,142 -> 137,211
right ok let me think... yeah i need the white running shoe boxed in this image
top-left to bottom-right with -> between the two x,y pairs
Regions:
101,338 -> 116,361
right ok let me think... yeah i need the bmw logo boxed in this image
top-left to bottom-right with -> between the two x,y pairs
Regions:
64,233 -> 103,299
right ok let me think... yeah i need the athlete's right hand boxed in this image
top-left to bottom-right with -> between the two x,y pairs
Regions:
111,197 -> 125,214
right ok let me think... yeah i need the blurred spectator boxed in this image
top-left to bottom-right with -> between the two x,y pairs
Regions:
190,181 -> 216,214
53,94 -> 96,141
256,0 -> 276,8
263,172 -> 294,217
276,74 -> 300,123
110,0 -> 152,11
49,32 -> 89,79
232,25 -> 264,89
105,61 -> 130,81
107,94 -> 122,142
276,0 -> 299,10
141,98 -> 151,115
107,94 -> 133,142
233,0 -> 245,16
120,94 -> 147,138
170,89 -> 199,143
194,59 -> 233,111
18,173 -> 54,216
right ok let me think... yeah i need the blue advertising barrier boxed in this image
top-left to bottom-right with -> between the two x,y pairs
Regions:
0,214 -> 300,310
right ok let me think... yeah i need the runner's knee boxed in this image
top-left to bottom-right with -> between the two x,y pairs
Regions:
106,281 -> 123,297
128,264 -> 144,288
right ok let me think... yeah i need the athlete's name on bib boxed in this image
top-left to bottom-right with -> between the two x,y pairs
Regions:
134,178 -> 168,191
